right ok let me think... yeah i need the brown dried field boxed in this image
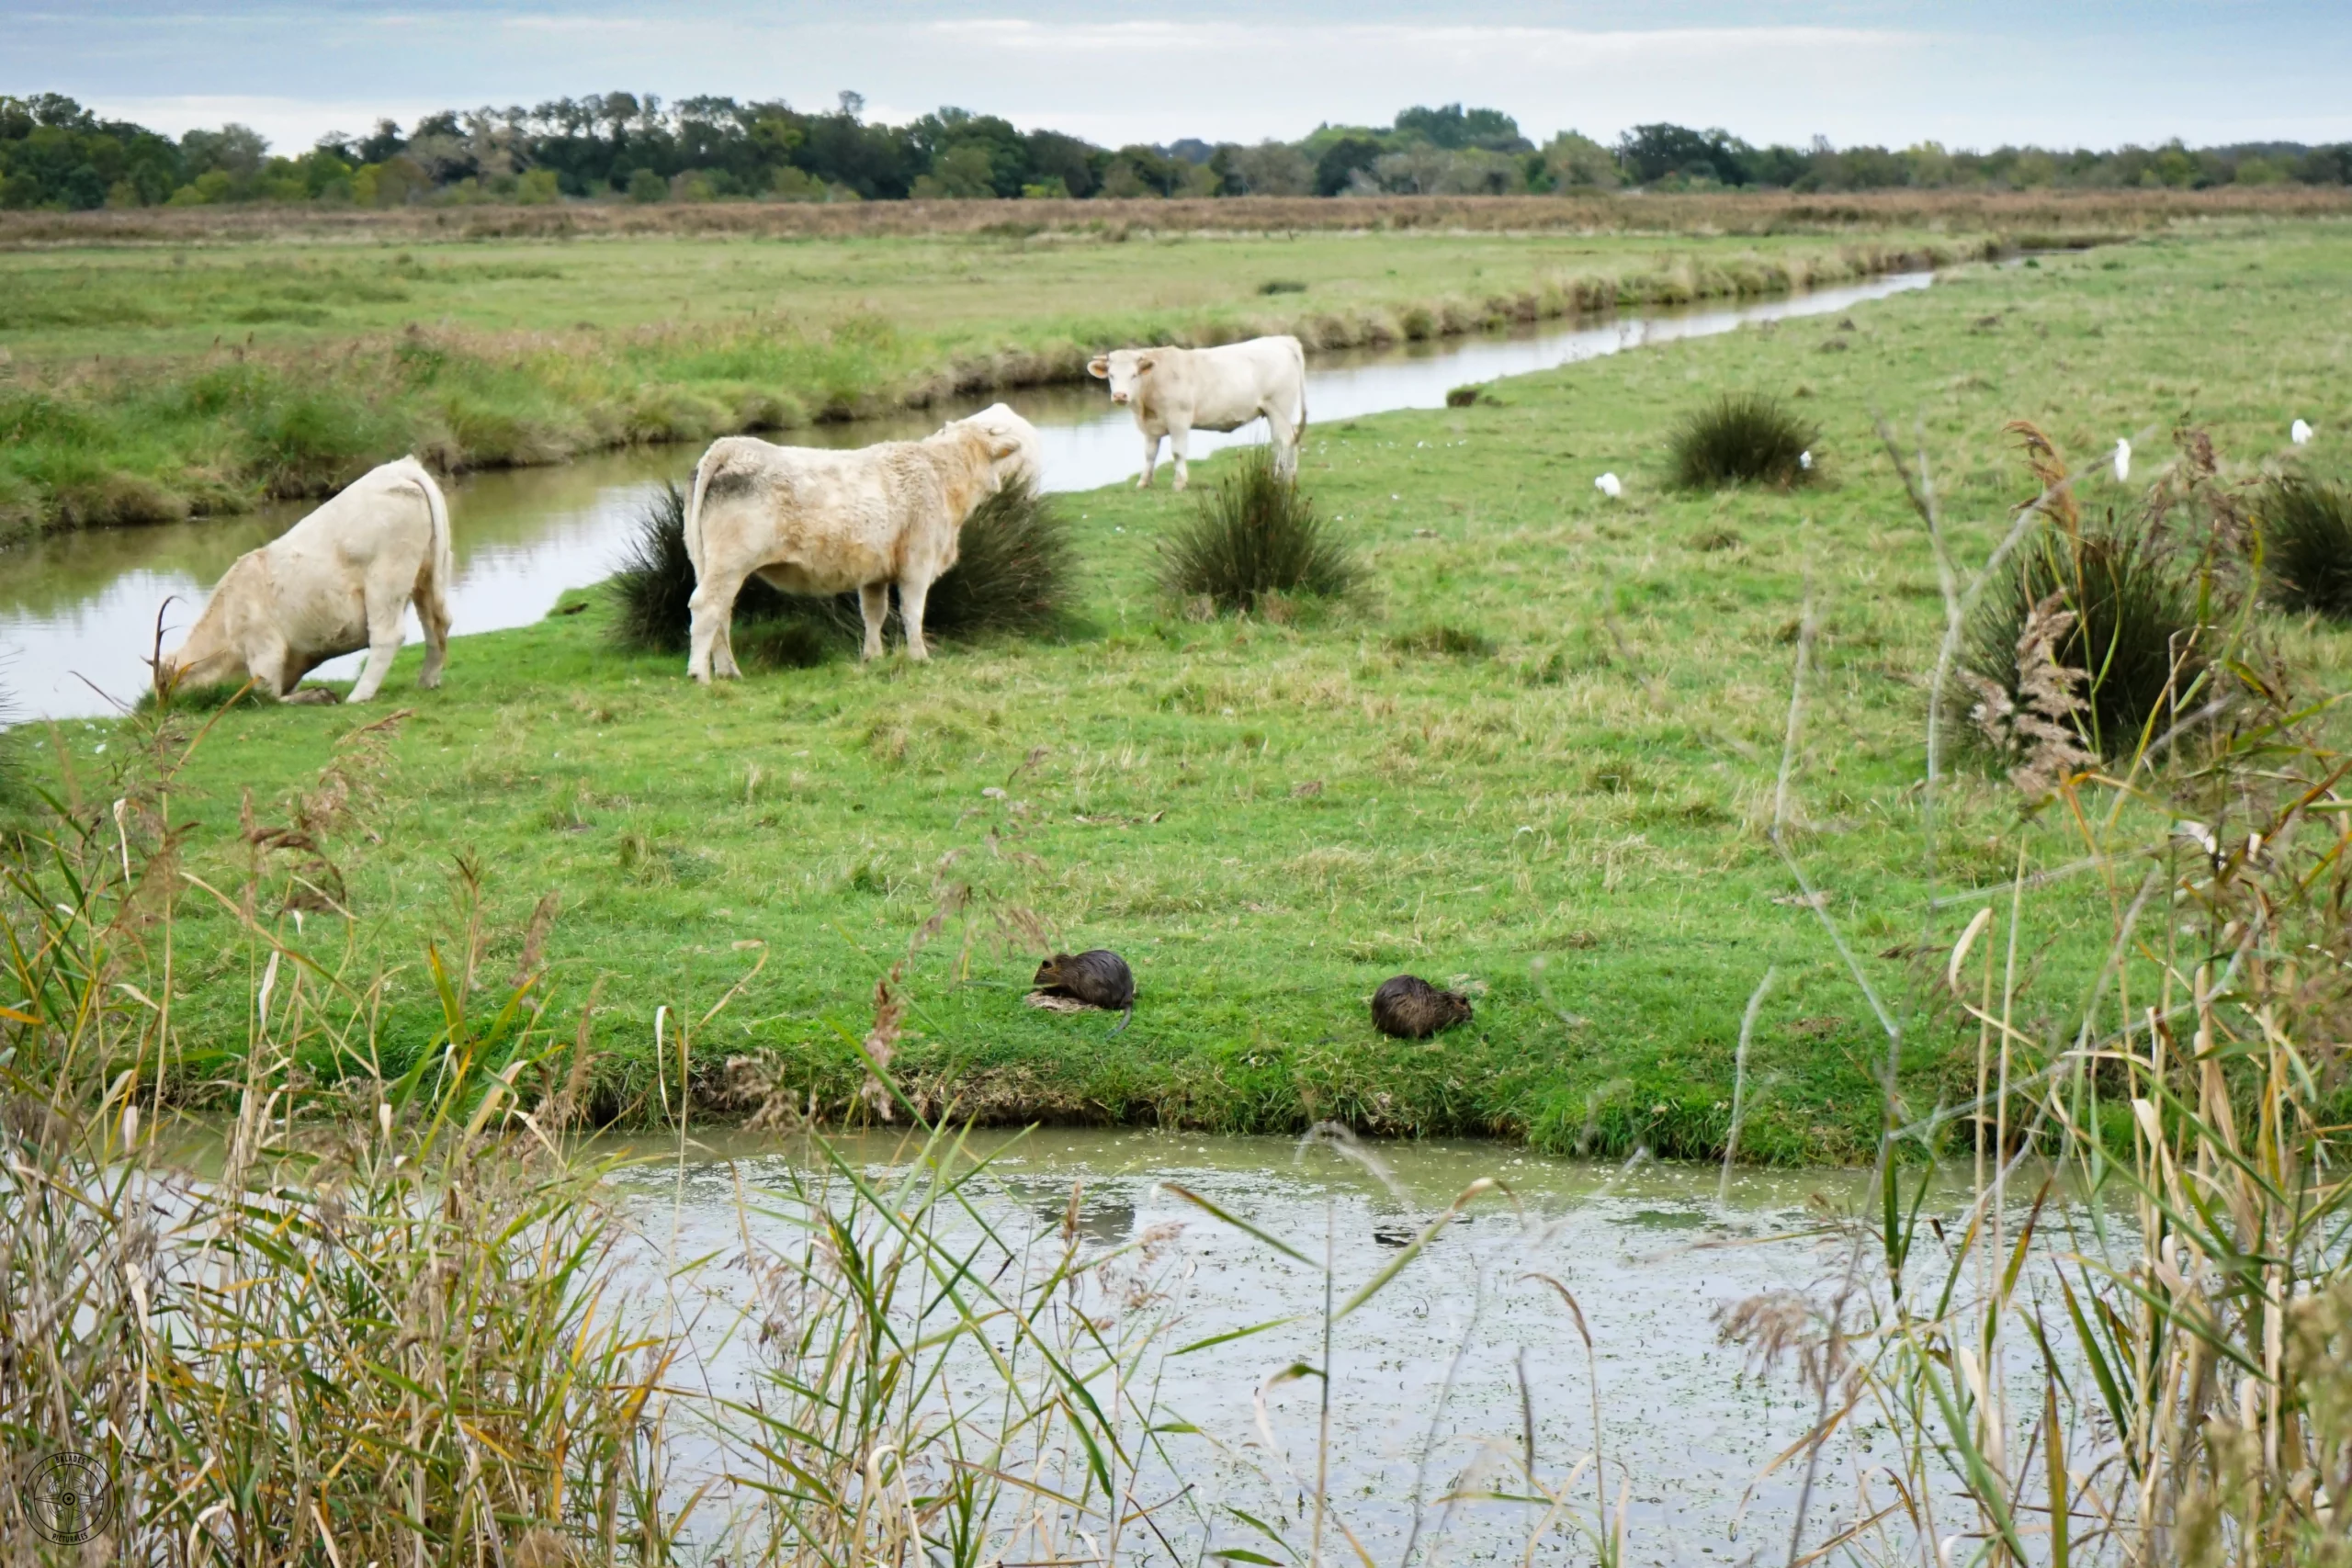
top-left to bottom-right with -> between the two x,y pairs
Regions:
6,183 -> 2348,249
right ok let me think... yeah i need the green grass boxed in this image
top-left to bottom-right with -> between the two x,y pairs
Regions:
0,228 -> 1994,540
35,223 -> 2352,1162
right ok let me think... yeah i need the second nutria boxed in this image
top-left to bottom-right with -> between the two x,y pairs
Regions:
1033,950 -> 1136,1032
1371,975 -> 1473,1039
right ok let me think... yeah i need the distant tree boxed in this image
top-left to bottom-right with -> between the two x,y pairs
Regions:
1212,141 -> 1313,196
1023,129 -> 1101,198
1615,123 -> 1752,186
1394,104 -> 1526,152
180,123 -> 268,180
355,119 -> 405,164
1536,131 -> 1622,189
1102,144 -> 1185,197
1313,136 -> 1385,196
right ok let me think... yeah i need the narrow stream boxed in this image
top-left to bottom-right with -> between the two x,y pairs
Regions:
1,270 -> 1931,721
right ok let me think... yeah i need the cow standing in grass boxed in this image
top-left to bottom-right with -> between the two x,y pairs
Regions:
161,455 -> 453,703
682,403 -> 1039,680
1087,334 -> 1307,491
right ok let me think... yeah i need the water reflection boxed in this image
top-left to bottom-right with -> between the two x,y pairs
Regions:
2,271 -> 1933,721
598,1127 -> 2012,1562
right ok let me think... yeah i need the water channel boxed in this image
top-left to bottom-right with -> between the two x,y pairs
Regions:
1,270 -> 1934,722
598,1127 -> 2074,1565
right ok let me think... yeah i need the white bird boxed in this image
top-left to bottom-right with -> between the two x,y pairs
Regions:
1798,449 -> 1814,470
2113,438 -> 2132,482
2291,418 -> 2313,446
1594,472 -> 1623,499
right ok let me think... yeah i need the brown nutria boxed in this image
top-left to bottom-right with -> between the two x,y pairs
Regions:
1371,975 -> 1472,1039
1033,950 -> 1136,1032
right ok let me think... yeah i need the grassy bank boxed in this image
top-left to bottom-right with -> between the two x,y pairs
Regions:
25,222 -> 2352,1161
0,226 -> 2017,540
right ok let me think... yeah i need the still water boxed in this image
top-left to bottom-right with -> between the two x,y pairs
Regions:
1,271 -> 1931,721
600,1126 -> 2050,1565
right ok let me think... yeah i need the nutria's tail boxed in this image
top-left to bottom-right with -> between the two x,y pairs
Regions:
1108,1004 -> 1134,1037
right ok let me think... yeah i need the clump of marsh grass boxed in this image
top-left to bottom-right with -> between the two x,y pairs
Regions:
1668,392 -> 1818,490
607,477 -> 1070,663
1959,424 -> 2221,761
1159,446 -> 1360,614
917,479 -> 1075,638
2256,473 -> 2352,619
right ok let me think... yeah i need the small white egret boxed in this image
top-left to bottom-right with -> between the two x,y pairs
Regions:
1798,449 -> 1813,470
2291,418 -> 2313,446
1594,472 -> 1623,499
2113,438 -> 2132,482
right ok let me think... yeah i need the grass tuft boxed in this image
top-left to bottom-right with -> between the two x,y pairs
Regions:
1962,523 -> 2211,760
2256,474 -> 2352,619
1387,623 -> 1494,658
919,480 -> 1076,639
1668,392 -> 1818,490
1159,447 -> 1361,614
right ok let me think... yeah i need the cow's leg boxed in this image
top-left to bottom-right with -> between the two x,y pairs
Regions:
1137,431 -> 1159,490
856,582 -> 890,661
712,608 -> 742,680
1264,404 -> 1300,481
246,637 -> 291,700
1168,423 -> 1194,492
346,593 -> 409,703
898,572 -> 934,662
687,570 -> 746,682
414,582 -> 450,690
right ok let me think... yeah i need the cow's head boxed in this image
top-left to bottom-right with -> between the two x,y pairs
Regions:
1085,349 -> 1157,407
154,560 -> 260,696
945,402 -> 1044,492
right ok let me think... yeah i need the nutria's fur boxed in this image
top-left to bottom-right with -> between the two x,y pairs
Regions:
1033,950 -> 1136,1032
1371,975 -> 1473,1039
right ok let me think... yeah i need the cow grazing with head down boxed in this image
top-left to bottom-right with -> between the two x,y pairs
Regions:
682,403 -> 1040,681
162,455 -> 453,704
1086,334 -> 1306,491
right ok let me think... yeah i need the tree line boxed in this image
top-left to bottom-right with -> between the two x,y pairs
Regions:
5,89 -> 2346,211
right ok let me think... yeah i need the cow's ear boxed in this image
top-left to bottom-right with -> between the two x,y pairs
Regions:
989,435 -> 1023,460
1086,355 -> 1109,378
1135,355 -> 1157,374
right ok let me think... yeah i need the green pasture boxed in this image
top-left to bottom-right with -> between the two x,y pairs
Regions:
31,223 -> 2352,1160
1,226 -> 1979,538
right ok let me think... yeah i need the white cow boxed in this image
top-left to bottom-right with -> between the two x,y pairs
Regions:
163,456 -> 452,703
683,403 -> 1038,680
1086,334 -> 1307,491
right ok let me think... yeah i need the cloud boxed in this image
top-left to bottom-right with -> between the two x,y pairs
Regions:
34,7 -> 2352,152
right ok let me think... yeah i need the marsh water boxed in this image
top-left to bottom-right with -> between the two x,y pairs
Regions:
1,270 -> 1933,722
599,1127 -> 2070,1564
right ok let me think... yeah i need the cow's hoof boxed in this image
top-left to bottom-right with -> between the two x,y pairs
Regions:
283,686 -> 342,705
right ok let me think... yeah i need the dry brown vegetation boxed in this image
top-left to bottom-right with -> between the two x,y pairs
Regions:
6,185 -> 2348,249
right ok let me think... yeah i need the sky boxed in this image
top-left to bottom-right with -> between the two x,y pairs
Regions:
7,1 -> 2351,155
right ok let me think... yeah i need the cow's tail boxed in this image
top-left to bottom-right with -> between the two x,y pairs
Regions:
683,447 -> 717,581
1291,336 -> 1309,443
410,458 -> 453,603
421,463 -> 451,597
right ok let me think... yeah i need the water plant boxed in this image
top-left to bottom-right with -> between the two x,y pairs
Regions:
1158,446 -> 1361,614
0,706 -> 683,1561
1666,391 -> 1818,489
